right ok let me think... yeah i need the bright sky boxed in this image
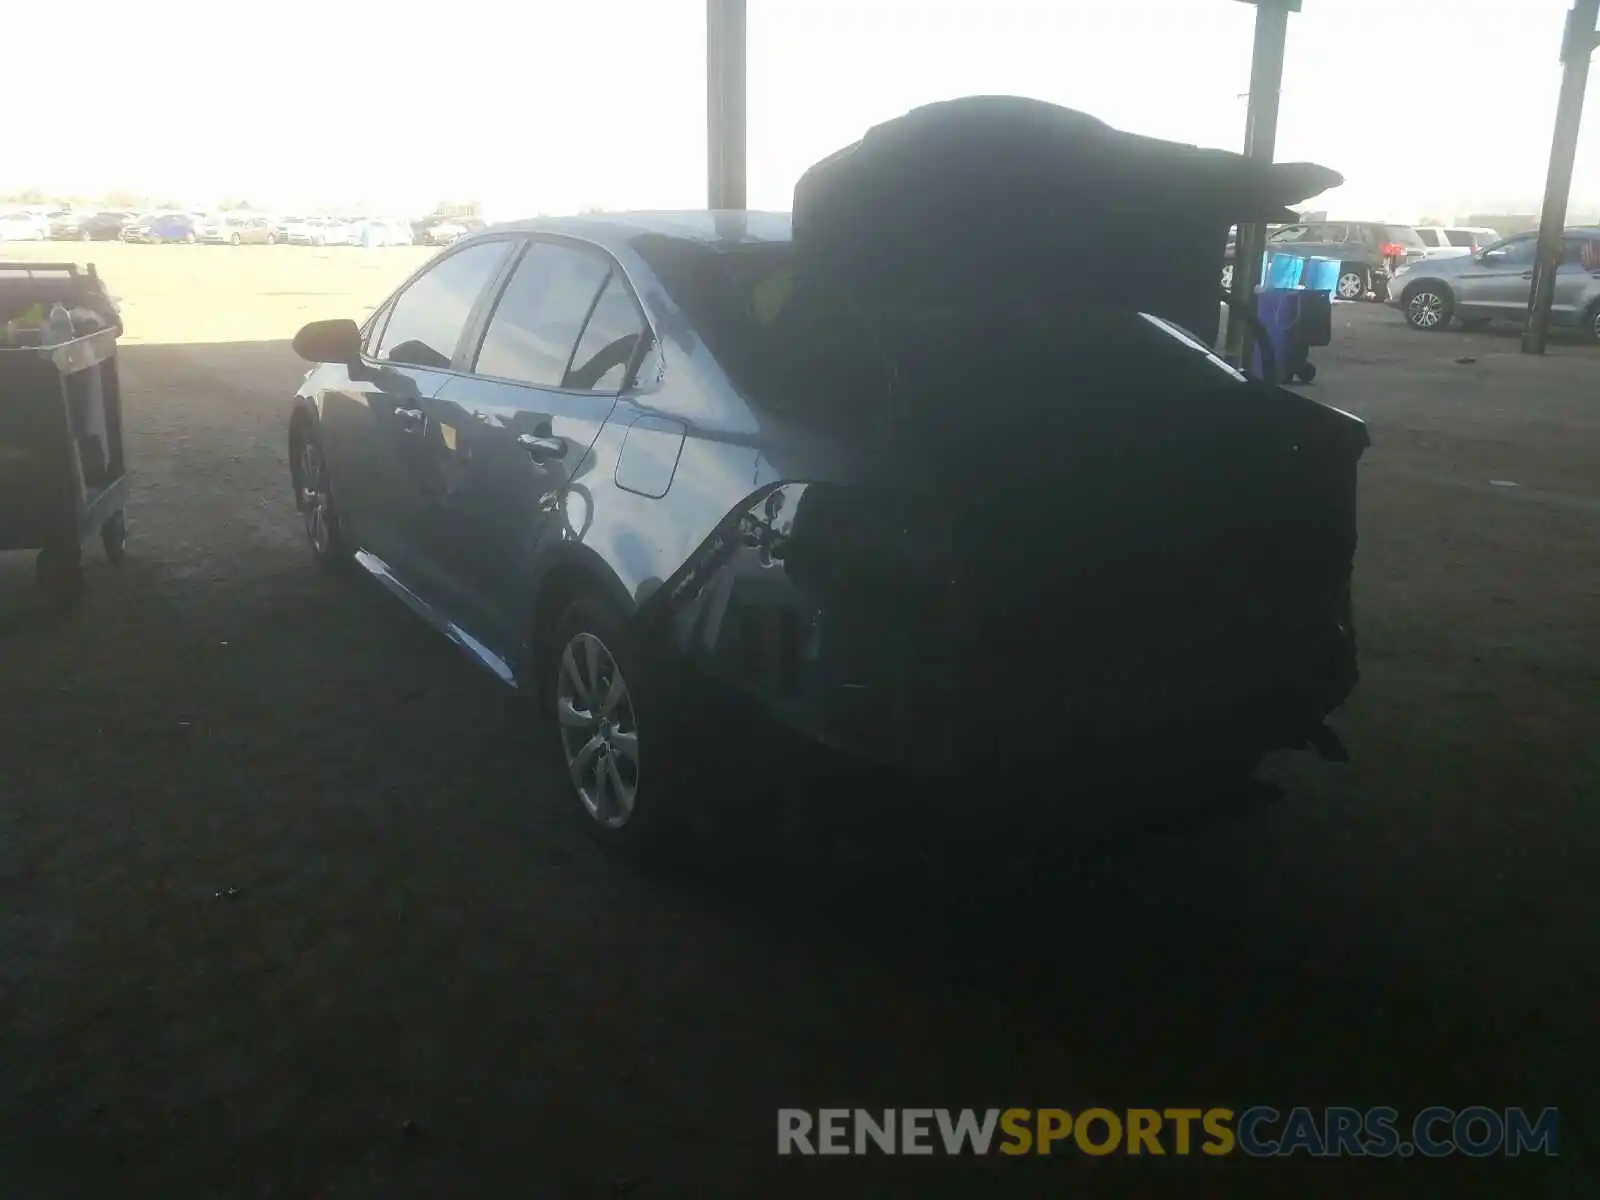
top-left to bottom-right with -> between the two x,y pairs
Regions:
6,0 -> 1595,220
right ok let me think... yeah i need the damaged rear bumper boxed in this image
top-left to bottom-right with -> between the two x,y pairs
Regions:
643,482 -> 1360,779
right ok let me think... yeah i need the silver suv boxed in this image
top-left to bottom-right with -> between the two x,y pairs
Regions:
1390,227 -> 1600,341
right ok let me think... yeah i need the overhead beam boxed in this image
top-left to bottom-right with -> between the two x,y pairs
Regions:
1224,0 -> 1296,366
707,0 -> 747,210
1523,0 -> 1598,354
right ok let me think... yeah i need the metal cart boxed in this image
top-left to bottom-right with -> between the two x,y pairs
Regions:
0,266 -> 129,609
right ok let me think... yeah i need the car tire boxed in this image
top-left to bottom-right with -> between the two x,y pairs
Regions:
266,233 -> 276,246
1335,266 -> 1367,301
291,422 -> 351,569
229,233 -> 241,246
1585,300 -> 1600,344
1402,284 -> 1454,331
1220,262 -> 1234,291
545,596 -> 697,863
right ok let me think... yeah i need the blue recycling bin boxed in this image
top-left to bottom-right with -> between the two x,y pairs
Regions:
1302,257 -> 1341,298
1265,252 -> 1305,290
1251,287 -> 1332,384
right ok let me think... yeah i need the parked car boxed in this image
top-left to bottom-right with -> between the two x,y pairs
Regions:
1219,223 -> 1287,290
288,170 -> 1363,868
355,217 -> 414,246
122,213 -> 200,243
1411,226 -> 1501,259
286,217 -> 354,246
421,216 -> 485,246
1224,220 -> 1426,300
197,214 -> 279,244
73,211 -> 137,241
1389,226 -> 1600,341
47,210 -> 85,239
0,209 -> 49,240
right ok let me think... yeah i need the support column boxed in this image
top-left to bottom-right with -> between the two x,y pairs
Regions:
707,0 -> 748,210
1522,0 -> 1598,355
1225,0 -> 1296,368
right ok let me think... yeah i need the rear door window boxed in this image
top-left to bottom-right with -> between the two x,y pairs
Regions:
1445,229 -> 1483,247
565,273 -> 649,392
373,239 -> 514,369
1560,237 -> 1600,268
471,241 -> 613,388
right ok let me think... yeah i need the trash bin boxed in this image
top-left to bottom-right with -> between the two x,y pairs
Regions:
1251,287 -> 1332,385
0,263 -> 129,609
1265,252 -> 1306,290
1301,256 -> 1341,298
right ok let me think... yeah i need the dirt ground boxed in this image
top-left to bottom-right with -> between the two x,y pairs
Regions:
1,241 -> 1597,1198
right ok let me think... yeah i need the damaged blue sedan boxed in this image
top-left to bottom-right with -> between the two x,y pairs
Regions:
288,96 -> 1366,860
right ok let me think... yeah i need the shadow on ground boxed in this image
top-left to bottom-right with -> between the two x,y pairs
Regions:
0,335 -> 1592,1198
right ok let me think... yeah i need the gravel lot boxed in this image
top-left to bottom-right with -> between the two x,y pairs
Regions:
1,241 -> 1596,1198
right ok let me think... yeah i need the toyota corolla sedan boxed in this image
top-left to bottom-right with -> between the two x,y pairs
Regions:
288,99 -> 1365,863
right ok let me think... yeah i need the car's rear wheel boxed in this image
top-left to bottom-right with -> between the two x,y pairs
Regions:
266,233 -> 276,245
546,597 -> 696,862
1335,266 -> 1367,301
1403,284 -> 1454,331
229,233 -> 241,246
1585,300 -> 1600,344
293,424 -> 350,568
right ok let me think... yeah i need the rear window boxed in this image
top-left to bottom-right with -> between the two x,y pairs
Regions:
631,236 -> 797,405
1445,229 -> 1488,247
1381,226 -> 1427,248
630,235 -> 1251,425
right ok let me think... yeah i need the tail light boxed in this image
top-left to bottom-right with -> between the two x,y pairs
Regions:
1380,242 -> 1407,258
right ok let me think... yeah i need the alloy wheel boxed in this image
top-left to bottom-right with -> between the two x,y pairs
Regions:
298,439 -> 333,555
1220,263 -> 1234,291
1407,291 -> 1446,330
1336,271 -> 1365,300
555,632 -> 640,830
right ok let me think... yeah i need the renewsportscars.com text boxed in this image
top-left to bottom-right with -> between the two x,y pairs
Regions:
777,1106 -> 1559,1158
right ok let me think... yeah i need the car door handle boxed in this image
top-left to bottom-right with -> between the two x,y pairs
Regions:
395,407 -> 425,432
516,433 -> 566,462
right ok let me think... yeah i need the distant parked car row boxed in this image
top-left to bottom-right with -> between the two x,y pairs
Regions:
277,216 -> 416,247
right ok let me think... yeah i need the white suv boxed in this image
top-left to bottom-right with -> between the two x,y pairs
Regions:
1412,226 -> 1501,260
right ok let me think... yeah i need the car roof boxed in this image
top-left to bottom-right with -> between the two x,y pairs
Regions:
468,210 -> 794,254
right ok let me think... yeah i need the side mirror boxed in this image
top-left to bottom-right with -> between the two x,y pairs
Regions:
293,317 -> 363,364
